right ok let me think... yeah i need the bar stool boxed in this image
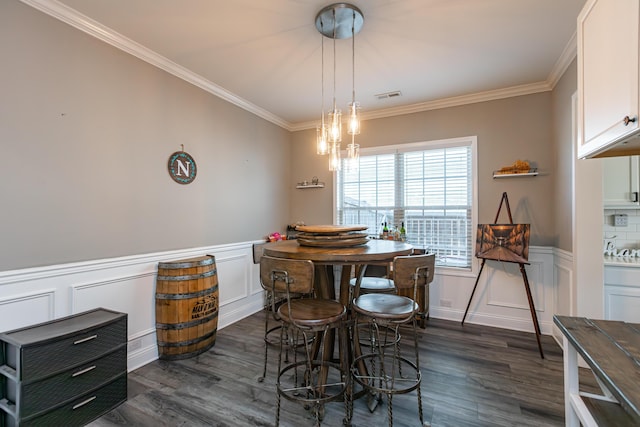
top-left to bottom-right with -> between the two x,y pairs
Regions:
348,263 -> 400,386
348,253 -> 435,427
255,243 -> 312,382
260,255 -> 349,426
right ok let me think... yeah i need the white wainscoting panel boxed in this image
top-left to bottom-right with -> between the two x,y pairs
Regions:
216,252 -> 250,305
484,259 -> 545,312
552,249 -> 574,344
0,290 -> 56,331
0,241 -> 265,371
70,272 -> 157,339
430,246 -> 556,335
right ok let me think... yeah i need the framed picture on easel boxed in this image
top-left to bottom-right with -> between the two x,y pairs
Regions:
462,192 -> 544,358
475,223 -> 530,264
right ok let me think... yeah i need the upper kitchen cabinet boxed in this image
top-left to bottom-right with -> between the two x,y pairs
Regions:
603,155 -> 640,208
577,0 -> 640,159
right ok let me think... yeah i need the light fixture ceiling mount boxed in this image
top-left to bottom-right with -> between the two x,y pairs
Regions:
315,3 -> 364,39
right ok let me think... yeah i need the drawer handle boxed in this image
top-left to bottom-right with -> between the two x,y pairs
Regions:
624,115 -> 637,126
72,396 -> 96,410
72,365 -> 96,377
73,334 -> 98,345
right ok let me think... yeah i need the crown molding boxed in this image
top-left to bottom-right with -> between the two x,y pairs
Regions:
20,0 -> 293,130
547,31 -> 578,89
292,81 -> 553,131
22,0 -> 577,134
292,33 -> 577,132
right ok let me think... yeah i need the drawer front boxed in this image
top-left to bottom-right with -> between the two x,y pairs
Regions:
22,374 -> 127,427
21,317 -> 126,381
18,346 -> 126,417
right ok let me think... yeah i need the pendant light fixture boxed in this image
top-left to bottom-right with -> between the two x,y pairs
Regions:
315,3 -> 363,171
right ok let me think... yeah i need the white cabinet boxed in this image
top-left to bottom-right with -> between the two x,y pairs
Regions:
603,155 -> 640,207
577,0 -> 640,159
604,264 -> 640,322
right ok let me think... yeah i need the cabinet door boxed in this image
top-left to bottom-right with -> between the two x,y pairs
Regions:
603,155 -> 640,207
577,0 -> 640,158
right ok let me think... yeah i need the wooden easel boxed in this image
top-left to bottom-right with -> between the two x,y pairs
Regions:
461,192 -> 544,358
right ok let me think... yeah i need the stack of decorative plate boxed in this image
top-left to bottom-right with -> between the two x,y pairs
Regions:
295,225 -> 369,247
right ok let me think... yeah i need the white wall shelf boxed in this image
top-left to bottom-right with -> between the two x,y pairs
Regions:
296,183 -> 325,189
492,169 -> 538,179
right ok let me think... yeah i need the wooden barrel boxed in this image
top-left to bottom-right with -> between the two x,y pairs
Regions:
155,255 -> 218,360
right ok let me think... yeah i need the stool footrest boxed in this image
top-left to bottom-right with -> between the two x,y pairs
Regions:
277,360 -> 347,405
351,353 -> 422,395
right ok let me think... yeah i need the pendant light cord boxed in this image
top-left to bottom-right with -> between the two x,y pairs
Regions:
321,21 -> 325,126
332,8 -> 337,111
352,10 -> 355,103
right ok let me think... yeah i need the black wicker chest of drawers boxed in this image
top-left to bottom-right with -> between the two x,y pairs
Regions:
0,308 -> 127,426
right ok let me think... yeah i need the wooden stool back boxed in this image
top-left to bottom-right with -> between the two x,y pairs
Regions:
259,256 -> 315,296
392,253 -> 435,290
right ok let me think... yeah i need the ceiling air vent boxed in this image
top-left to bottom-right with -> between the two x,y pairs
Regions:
375,91 -> 402,100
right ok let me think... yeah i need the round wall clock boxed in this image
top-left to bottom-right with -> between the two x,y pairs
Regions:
168,151 -> 197,184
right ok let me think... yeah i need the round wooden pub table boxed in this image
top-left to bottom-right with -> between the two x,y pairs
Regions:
263,238 -> 414,398
263,238 -> 413,306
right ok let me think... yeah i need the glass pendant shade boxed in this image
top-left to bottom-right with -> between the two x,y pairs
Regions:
346,141 -> 359,171
329,142 -> 341,171
347,101 -> 361,135
328,108 -> 342,143
316,123 -> 329,155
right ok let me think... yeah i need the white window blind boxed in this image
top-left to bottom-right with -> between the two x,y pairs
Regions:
336,138 -> 476,269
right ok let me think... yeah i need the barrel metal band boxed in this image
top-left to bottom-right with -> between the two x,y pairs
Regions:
156,310 -> 218,330
155,284 -> 218,300
158,255 -> 215,269
157,329 -> 217,348
157,268 -> 217,282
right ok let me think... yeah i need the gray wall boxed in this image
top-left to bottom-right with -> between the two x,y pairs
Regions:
290,93 -> 555,246
1,0 -> 579,272
0,1 -> 291,271
551,59 -> 578,252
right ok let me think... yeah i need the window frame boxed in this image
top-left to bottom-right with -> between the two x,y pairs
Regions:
333,135 -> 478,277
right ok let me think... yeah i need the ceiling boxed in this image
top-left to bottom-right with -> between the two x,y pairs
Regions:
30,0 -> 586,131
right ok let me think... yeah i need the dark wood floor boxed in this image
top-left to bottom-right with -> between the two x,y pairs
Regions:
90,313 -> 599,427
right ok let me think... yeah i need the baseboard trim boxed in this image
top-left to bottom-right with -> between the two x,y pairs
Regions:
431,307 -> 554,335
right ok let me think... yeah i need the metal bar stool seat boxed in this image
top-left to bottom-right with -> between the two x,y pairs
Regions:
349,276 -> 396,294
278,298 -> 346,327
353,293 -> 416,319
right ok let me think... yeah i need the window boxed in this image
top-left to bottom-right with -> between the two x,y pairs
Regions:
336,136 -> 477,269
